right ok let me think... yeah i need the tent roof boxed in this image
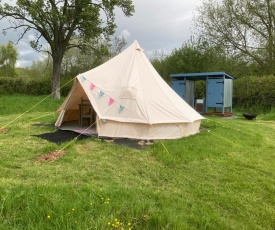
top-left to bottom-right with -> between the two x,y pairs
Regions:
61,41 -> 204,125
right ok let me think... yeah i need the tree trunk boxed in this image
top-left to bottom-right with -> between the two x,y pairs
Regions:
51,52 -> 63,99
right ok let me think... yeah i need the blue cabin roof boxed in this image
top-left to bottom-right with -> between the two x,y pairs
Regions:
170,72 -> 234,80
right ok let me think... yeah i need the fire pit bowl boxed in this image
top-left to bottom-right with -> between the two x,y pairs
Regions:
243,113 -> 257,120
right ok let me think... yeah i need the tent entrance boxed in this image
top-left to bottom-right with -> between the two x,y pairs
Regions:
57,96 -> 98,136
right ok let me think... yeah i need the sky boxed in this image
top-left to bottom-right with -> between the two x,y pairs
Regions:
0,0 -> 203,67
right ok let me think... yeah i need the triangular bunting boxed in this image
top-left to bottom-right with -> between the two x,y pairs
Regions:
90,83 -> 95,90
81,76 -> 86,83
99,91 -> 104,99
108,98 -> 115,106
119,105 -> 125,113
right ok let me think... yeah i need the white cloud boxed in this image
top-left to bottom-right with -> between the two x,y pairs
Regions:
119,29 -> 131,39
27,33 -> 36,41
16,60 -> 30,68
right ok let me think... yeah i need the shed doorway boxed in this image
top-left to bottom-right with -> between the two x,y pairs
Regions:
170,72 -> 234,116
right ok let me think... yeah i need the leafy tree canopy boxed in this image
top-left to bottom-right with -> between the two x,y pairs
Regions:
0,41 -> 18,77
0,0 -> 134,98
195,0 -> 275,75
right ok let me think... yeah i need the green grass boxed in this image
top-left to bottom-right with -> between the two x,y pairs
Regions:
1,95 -> 275,229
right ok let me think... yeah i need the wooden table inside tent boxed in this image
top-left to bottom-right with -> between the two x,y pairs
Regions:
78,98 -> 95,127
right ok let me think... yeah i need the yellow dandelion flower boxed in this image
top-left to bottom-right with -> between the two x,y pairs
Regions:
72,208 -> 75,211
47,215 -> 50,219
108,222 -> 111,225
128,222 -> 131,226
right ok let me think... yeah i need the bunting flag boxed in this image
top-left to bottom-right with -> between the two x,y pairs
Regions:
108,98 -> 115,106
99,90 -> 104,99
79,77 -> 125,113
90,83 -> 95,90
119,105 -> 125,113
81,76 -> 86,83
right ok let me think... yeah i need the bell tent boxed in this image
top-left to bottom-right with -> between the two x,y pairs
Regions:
55,41 -> 204,139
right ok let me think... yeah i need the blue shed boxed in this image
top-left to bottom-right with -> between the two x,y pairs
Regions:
170,72 -> 234,115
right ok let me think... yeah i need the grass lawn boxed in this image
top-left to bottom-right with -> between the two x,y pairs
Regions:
0,95 -> 275,229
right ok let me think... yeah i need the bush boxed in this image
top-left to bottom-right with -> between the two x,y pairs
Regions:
0,77 -> 73,96
233,75 -> 275,112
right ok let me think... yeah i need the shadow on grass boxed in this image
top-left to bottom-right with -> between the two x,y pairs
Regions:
33,129 -> 152,150
33,130 -> 90,144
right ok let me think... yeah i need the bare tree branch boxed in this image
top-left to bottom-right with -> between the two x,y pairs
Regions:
195,0 -> 275,74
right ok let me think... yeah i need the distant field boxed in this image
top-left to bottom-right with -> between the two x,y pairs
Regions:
0,95 -> 275,229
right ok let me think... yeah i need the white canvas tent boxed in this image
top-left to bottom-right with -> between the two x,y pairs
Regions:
55,41 -> 204,139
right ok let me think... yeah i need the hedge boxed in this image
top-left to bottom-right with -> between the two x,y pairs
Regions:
233,75 -> 275,112
0,75 -> 275,111
0,77 -> 73,96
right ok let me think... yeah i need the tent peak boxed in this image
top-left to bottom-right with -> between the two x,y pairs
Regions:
133,40 -> 143,51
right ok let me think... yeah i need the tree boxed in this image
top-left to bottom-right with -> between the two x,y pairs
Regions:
108,36 -> 127,57
61,36 -> 127,78
150,49 -> 168,81
195,0 -> 275,75
151,36 -> 256,83
61,37 -> 108,78
0,0 -> 134,99
151,37 -> 231,82
0,41 -> 18,77
26,58 -> 52,79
